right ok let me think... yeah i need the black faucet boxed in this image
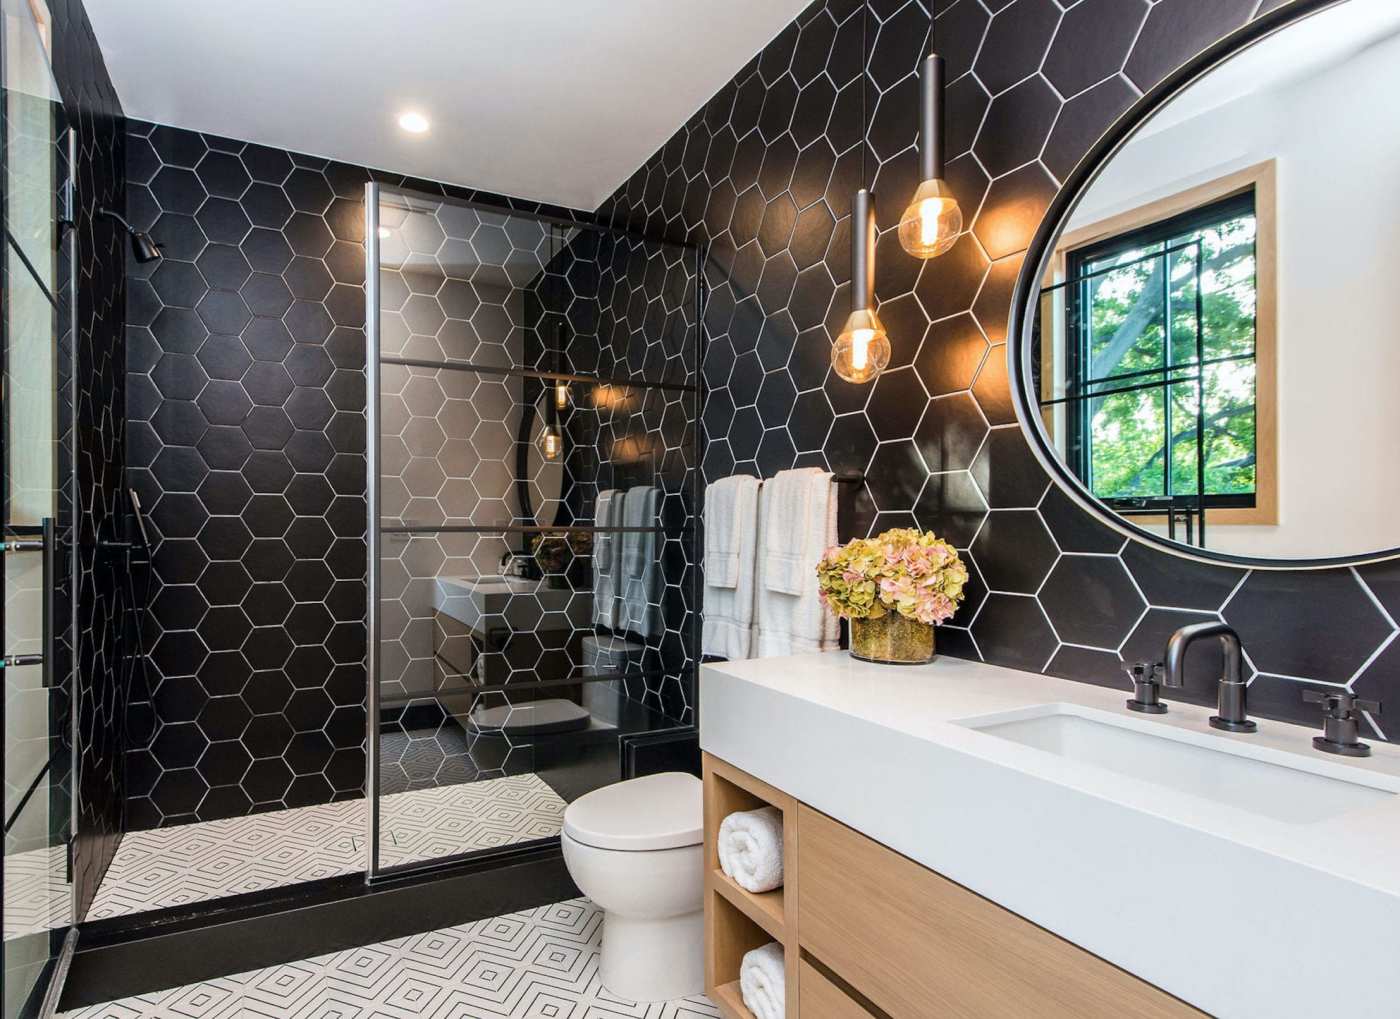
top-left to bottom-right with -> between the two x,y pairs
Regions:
1164,621 -> 1257,733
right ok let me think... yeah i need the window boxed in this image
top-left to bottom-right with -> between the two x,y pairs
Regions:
1037,164 -> 1277,531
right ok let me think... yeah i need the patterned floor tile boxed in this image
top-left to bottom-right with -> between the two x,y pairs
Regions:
89,774 -> 567,920
61,899 -> 719,1019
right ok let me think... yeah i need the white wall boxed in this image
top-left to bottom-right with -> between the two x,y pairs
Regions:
1065,29 -> 1400,559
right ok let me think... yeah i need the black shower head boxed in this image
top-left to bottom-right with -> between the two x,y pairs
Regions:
98,206 -> 162,263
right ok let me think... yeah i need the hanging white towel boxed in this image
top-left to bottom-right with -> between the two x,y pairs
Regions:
754,471 -> 838,657
762,468 -> 822,595
619,486 -> 660,637
704,476 -> 749,589
718,806 -> 784,892
740,943 -> 785,1019
701,476 -> 761,660
592,489 -> 621,629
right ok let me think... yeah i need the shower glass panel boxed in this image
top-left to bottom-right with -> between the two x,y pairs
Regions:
367,184 -> 700,877
2,0 -> 75,1014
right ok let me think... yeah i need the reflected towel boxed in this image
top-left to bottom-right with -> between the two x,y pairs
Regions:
702,476 -> 761,659
619,486 -> 660,637
740,942 -> 785,1019
593,489 -> 622,628
718,806 -> 783,893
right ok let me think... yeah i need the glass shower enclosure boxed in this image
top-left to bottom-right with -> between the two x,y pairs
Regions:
364,184 -> 701,878
2,0 -> 76,1014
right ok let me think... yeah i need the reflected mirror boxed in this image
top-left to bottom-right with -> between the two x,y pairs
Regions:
1016,0 -> 1400,565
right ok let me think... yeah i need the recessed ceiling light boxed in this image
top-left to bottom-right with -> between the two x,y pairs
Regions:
398,111 -> 430,134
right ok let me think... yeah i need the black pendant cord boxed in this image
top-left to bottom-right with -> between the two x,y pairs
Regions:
861,0 -> 869,190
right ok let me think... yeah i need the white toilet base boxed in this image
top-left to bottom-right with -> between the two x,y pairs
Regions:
599,908 -> 704,1002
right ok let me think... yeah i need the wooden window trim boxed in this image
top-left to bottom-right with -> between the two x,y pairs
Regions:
1041,161 -> 1278,528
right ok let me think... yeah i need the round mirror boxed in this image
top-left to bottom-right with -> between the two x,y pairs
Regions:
1012,0 -> 1400,568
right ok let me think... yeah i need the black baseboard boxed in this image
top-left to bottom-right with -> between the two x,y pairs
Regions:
60,844 -> 579,1010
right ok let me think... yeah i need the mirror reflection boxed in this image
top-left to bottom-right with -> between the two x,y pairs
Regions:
1028,0 -> 1400,562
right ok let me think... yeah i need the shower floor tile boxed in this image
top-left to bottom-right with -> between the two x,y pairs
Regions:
88,773 -> 568,920
62,897 -> 719,1018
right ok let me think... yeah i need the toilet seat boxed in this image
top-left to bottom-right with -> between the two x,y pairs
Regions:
563,772 -> 702,852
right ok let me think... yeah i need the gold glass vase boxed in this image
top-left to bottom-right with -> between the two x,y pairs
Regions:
849,613 -> 936,665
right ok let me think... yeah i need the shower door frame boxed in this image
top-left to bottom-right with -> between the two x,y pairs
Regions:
363,181 -> 705,882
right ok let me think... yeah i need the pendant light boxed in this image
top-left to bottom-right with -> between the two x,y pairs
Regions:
832,189 -> 890,383
898,50 -> 962,259
832,4 -> 891,385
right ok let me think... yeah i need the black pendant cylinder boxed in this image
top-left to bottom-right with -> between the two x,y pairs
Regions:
851,188 -> 876,311
920,53 -> 945,182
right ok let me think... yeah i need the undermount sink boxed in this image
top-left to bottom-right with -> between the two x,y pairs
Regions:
958,704 -> 1398,825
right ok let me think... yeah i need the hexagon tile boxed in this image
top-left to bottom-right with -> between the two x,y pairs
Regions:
125,120 -> 701,829
593,0 -> 1398,743
123,120 -> 611,828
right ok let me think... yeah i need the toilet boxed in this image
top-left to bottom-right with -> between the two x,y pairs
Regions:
561,772 -> 704,1002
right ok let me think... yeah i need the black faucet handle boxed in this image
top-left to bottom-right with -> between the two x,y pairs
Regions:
1304,689 -> 1378,757
1125,662 -> 1169,714
1302,689 -> 1381,717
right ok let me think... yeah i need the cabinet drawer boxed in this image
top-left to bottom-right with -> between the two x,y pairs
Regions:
799,960 -> 873,1019
795,806 -> 1201,1019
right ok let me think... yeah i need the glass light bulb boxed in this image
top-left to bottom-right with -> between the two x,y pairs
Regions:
898,178 -> 962,259
555,382 -> 569,410
542,426 -> 562,461
832,308 -> 891,384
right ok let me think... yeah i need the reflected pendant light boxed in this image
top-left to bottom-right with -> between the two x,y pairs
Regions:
554,311 -> 570,411
898,52 -> 962,259
541,421 -> 563,461
832,2 -> 891,385
832,189 -> 890,384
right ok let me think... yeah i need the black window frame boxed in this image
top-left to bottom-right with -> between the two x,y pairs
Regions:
1061,188 -> 1258,515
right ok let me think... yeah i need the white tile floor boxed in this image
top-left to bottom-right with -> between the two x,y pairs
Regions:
62,898 -> 720,1019
89,774 -> 568,919
1,843 -> 70,940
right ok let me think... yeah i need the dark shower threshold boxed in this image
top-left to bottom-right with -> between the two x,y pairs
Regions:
60,841 -> 579,1011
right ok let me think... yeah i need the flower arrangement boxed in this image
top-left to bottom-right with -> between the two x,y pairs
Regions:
816,527 -> 968,626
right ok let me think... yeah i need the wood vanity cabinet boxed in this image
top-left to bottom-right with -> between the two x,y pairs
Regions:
703,753 -> 1204,1019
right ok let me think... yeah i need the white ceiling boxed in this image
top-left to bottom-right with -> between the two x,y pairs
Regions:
84,0 -> 810,212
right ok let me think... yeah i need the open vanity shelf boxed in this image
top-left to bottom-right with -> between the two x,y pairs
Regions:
703,755 -> 800,1019
703,751 -> 1204,1019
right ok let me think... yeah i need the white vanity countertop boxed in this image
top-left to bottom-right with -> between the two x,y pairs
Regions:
700,652 -> 1400,1019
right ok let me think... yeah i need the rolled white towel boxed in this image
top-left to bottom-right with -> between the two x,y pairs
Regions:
739,942 -> 785,1019
717,806 -> 783,893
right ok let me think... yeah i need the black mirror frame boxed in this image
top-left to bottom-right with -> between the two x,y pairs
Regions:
1006,0 -> 1395,571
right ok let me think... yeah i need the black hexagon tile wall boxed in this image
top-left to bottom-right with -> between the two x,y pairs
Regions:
125,0 -> 1396,828
593,0 -> 1395,741
124,118 -> 698,827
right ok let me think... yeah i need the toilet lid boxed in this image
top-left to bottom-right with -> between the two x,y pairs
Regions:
563,772 -> 702,852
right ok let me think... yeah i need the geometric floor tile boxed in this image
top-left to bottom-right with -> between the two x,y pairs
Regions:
88,774 -> 568,920
2,842 -> 71,939
61,898 -> 720,1018
378,774 -> 567,870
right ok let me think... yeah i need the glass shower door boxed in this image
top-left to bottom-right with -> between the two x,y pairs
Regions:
365,183 -> 702,879
2,1 -> 74,1014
